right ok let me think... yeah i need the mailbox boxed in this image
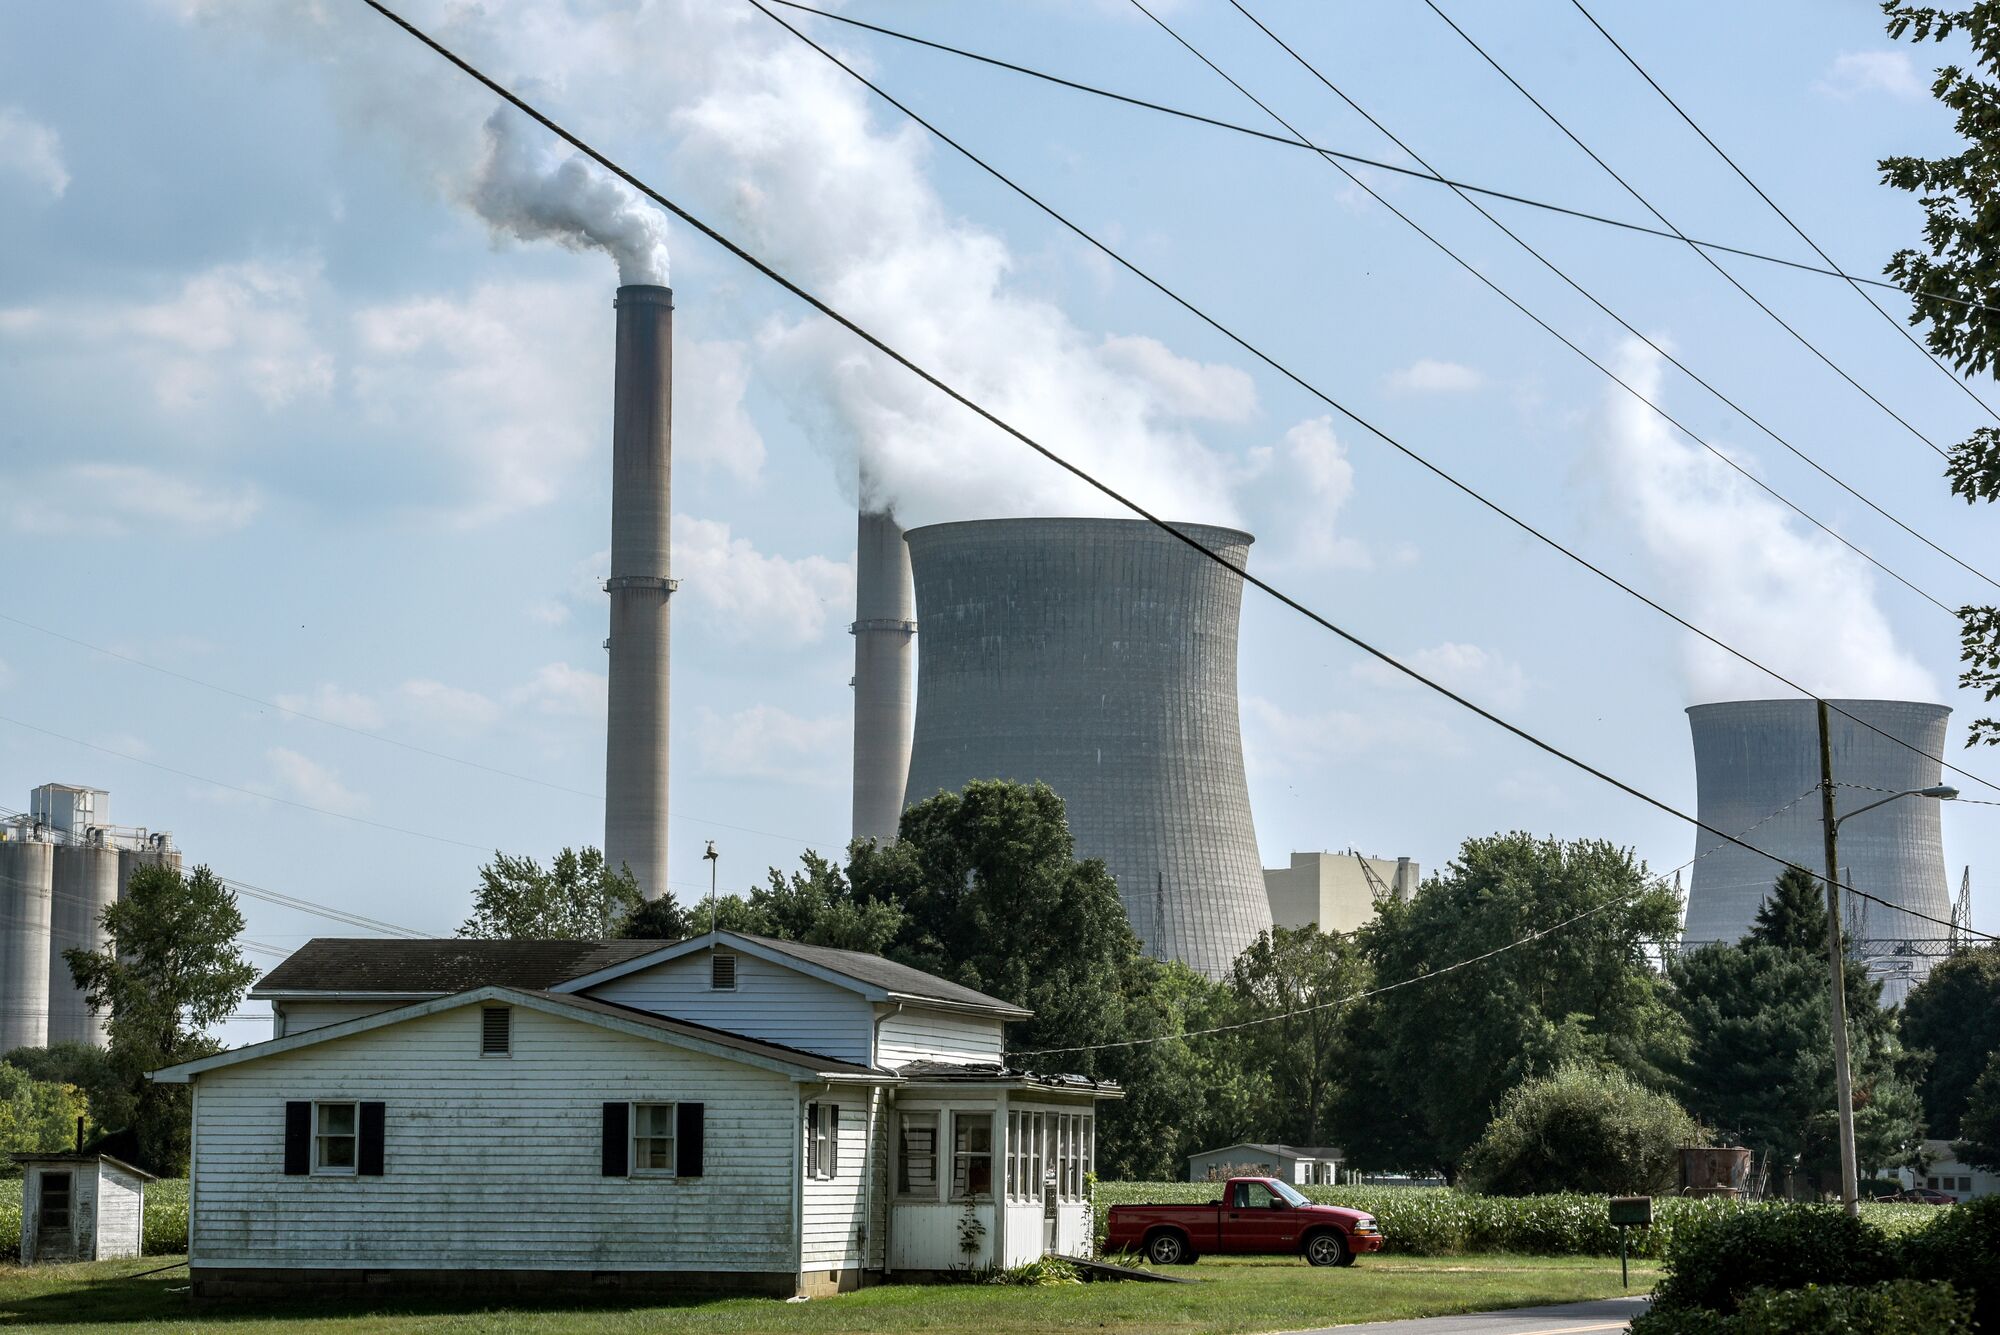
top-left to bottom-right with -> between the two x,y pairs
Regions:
1608,1196 -> 1653,1228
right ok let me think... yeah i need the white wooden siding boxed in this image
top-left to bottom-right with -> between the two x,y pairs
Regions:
875,1008 -> 1004,1068
799,1096 -> 870,1269
188,1004 -> 805,1274
274,999 -> 414,1038
583,953 -> 875,1065
21,1162 -> 97,1263
95,1165 -> 144,1260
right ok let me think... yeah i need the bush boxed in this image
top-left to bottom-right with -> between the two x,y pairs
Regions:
1459,1064 -> 1704,1197
1900,1196 -> 2000,1332
1647,1203 -> 1895,1317
1632,1280 -> 1973,1334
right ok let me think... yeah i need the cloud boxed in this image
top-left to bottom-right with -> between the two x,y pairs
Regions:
677,338 -> 766,483
3,464 -> 261,536
273,683 -> 386,730
1387,358 -> 1485,394
673,515 -> 853,646
398,679 -> 502,733
265,747 -> 368,815
1817,51 -> 1926,100
1277,416 -> 1370,569
1096,335 -> 1259,422
1242,695 -> 1464,780
1592,339 -> 1933,701
0,107 -> 70,200
1353,641 -> 1530,710
694,704 -> 846,785
508,662 -> 606,720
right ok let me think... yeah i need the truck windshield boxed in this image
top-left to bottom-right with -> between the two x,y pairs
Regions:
1270,1180 -> 1309,1207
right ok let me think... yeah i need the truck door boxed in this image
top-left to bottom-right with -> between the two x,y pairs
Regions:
1226,1180 -> 1297,1253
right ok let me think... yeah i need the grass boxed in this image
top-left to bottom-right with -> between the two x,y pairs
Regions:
0,1253 -> 1657,1333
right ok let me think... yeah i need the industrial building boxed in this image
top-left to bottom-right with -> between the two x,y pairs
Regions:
1265,851 -> 1420,935
850,500 -> 916,847
900,517 -> 1271,978
1683,699 -> 1953,1003
0,784 -> 179,1052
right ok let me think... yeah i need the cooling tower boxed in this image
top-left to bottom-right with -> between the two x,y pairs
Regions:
1685,700 -> 1951,988
1,836 -> 54,1053
603,284 -> 675,901
851,505 -> 917,846
902,518 -> 1271,977
46,840 -> 120,1046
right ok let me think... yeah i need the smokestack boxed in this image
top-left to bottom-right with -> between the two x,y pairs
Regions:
851,503 -> 917,845
604,285 -> 675,902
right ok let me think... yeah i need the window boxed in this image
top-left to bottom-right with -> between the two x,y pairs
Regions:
37,1172 -> 71,1230
314,1101 -> 358,1174
480,1006 -> 511,1056
806,1101 -> 839,1180
1031,1112 -> 1045,1198
633,1102 -> 676,1174
898,1113 -> 938,1196
1232,1180 -> 1281,1210
710,952 -> 737,990
1083,1116 -> 1094,1187
1005,1111 -> 1019,1198
951,1111 -> 993,1199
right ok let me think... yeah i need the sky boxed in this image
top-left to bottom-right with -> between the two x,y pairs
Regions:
1,0 -> 1996,1045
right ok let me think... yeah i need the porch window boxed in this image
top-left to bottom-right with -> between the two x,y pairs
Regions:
898,1113 -> 938,1196
805,1101 -> 839,1180
1083,1115 -> 1094,1186
951,1111 -> 993,1199
314,1101 -> 358,1174
633,1102 -> 676,1174
1005,1111 -> 1019,1198
37,1172 -> 71,1230
1029,1111 -> 1044,1198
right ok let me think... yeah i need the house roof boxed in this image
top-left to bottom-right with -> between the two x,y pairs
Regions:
9,1151 -> 157,1180
152,985 -> 893,1085
251,938 -> 666,997
1190,1142 -> 1345,1161
553,930 -> 1033,1019
895,1059 -> 1122,1097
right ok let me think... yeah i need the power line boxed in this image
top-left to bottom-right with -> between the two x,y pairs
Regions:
749,0 -> 2000,799
1565,0 -> 2000,428
354,0 -> 2000,928
1213,0 -> 2000,596
1418,0 -> 1959,462
758,0 -> 2000,321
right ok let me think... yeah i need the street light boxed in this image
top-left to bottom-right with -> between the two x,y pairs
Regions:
1817,700 -> 1957,1218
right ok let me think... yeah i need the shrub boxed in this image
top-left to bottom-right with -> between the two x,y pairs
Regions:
1900,1196 -> 2000,1332
1459,1064 -> 1704,1197
1631,1280 -> 1973,1334
1647,1204 -> 1895,1317
985,1256 -> 1081,1286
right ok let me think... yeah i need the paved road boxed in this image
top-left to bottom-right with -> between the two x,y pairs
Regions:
1282,1296 -> 1650,1335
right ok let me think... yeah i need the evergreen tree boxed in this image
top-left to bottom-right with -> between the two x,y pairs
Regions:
1901,944 -> 2000,1137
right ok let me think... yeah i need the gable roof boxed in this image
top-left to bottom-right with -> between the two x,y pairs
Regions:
554,930 -> 1032,1019
1191,1142 -> 1345,1161
251,938 -> 667,997
152,985 -> 893,1085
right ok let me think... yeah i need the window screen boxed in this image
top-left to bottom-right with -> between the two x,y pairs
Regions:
951,1112 -> 993,1199
899,1114 -> 938,1196
315,1102 -> 358,1173
633,1102 -> 676,1173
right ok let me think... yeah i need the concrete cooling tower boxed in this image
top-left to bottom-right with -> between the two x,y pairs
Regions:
1685,699 -> 1951,997
901,517 -> 1272,978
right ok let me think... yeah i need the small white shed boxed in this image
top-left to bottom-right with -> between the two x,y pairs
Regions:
12,1152 -> 155,1263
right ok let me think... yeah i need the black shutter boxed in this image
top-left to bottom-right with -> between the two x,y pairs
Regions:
358,1101 -> 386,1176
602,1102 -> 629,1177
676,1102 -> 704,1178
283,1101 -> 311,1175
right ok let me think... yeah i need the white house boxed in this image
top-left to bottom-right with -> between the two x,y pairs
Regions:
155,931 -> 1117,1298
1187,1142 -> 1344,1185
1898,1139 -> 1999,1202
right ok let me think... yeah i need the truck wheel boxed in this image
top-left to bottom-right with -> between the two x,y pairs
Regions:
1304,1231 -> 1349,1268
1145,1231 -> 1189,1266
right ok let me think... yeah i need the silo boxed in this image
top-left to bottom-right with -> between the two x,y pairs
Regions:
1684,700 -> 1951,994
117,839 -> 182,906
902,518 -> 1271,978
603,283 -> 675,901
46,840 -> 121,1046
851,505 -> 917,846
1,835 -> 55,1052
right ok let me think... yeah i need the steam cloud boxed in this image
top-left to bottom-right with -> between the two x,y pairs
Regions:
468,109 -> 668,287
1596,340 -> 1934,703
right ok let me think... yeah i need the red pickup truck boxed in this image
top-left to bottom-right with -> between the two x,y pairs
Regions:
1106,1176 -> 1384,1267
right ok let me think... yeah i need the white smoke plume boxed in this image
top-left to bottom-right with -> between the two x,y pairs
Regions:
168,0 -> 1250,529
468,109 -> 668,287
1596,339 -> 1934,703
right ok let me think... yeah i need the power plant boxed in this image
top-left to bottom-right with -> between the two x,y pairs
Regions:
850,500 -> 917,846
1265,850 -> 1420,935
602,284 -> 676,903
1684,699 -> 1953,1003
900,517 -> 1272,978
0,784 -> 179,1052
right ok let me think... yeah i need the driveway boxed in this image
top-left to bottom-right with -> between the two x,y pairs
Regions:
1283,1296 -> 1650,1335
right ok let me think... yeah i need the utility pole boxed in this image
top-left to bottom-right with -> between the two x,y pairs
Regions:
703,840 -> 719,939
1816,700 -> 1861,1218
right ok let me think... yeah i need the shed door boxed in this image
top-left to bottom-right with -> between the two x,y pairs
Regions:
36,1171 -> 74,1260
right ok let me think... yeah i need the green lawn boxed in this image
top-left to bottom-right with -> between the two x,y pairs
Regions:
0,1253 -> 1655,1333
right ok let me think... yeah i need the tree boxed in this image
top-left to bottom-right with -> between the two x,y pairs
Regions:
1,1041 -> 134,1134
0,1065 -> 93,1162
616,894 -> 694,940
1333,833 -> 1686,1178
1459,1063 -> 1704,1196
65,862 -> 258,1174
1227,926 -> 1368,1149
1958,1051 -> 2000,1170
1901,944 -> 2000,1138
1881,2 -> 2000,742
459,846 -> 642,939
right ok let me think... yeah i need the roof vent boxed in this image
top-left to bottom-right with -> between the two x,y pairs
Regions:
480,1006 -> 511,1056
710,953 -> 737,991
